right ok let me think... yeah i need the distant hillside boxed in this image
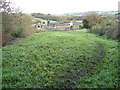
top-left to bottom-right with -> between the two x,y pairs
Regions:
31,13 -> 84,23
31,13 -> 60,21
64,11 -> 118,16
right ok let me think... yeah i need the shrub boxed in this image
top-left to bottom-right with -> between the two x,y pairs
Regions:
83,13 -> 103,29
2,13 -> 34,46
91,24 -> 102,35
91,23 -> 106,36
105,22 -> 118,39
1,0 -> 34,46
91,20 -> 118,39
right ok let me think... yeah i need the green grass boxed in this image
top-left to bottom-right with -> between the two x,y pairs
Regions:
2,29 -> 118,88
76,20 -> 82,23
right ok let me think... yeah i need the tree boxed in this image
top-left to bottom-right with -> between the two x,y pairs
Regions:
83,13 -> 103,29
2,0 -> 33,46
0,0 -> 12,13
83,19 -> 90,29
47,20 -> 50,25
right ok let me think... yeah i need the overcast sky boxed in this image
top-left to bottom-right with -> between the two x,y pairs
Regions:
12,0 -> 119,14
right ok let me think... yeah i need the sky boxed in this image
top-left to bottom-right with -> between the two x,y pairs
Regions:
12,0 -> 119,14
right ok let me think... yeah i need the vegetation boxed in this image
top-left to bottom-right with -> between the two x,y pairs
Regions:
75,32 -> 118,88
1,1 -> 118,89
91,21 -> 118,39
31,13 -> 60,21
2,29 -> 118,88
31,13 -> 83,23
83,13 -> 103,29
2,0 -> 34,46
83,13 -> 119,39
32,18 -> 57,24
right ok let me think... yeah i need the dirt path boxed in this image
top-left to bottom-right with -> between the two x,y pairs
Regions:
65,33 -> 105,88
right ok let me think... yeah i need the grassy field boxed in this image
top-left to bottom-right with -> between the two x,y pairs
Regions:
2,29 -> 118,88
76,20 -> 82,23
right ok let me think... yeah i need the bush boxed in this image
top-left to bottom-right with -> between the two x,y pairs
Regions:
2,13 -> 34,46
105,22 -> 118,39
83,19 -> 90,29
1,0 -> 34,46
91,20 -> 118,39
83,14 -> 103,29
91,24 -> 105,35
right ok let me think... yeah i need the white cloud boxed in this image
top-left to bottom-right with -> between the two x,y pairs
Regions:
12,0 -> 119,14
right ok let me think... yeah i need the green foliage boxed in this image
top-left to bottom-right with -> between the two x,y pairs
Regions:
83,14 -> 103,29
91,24 -> 105,35
91,20 -> 118,39
1,0 -> 34,46
2,30 -> 118,88
33,18 -> 41,24
83,19 -> 90,29
104,21 -> 118,39
2,13 -> 34,46
83,14 -> 119,39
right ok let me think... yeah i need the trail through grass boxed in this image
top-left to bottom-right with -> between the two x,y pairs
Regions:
2,29 -> 118,88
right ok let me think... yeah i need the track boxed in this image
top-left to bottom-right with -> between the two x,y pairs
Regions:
65,33 -> 105,88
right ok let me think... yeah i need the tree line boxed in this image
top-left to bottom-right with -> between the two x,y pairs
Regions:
83,13 -> 119,39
